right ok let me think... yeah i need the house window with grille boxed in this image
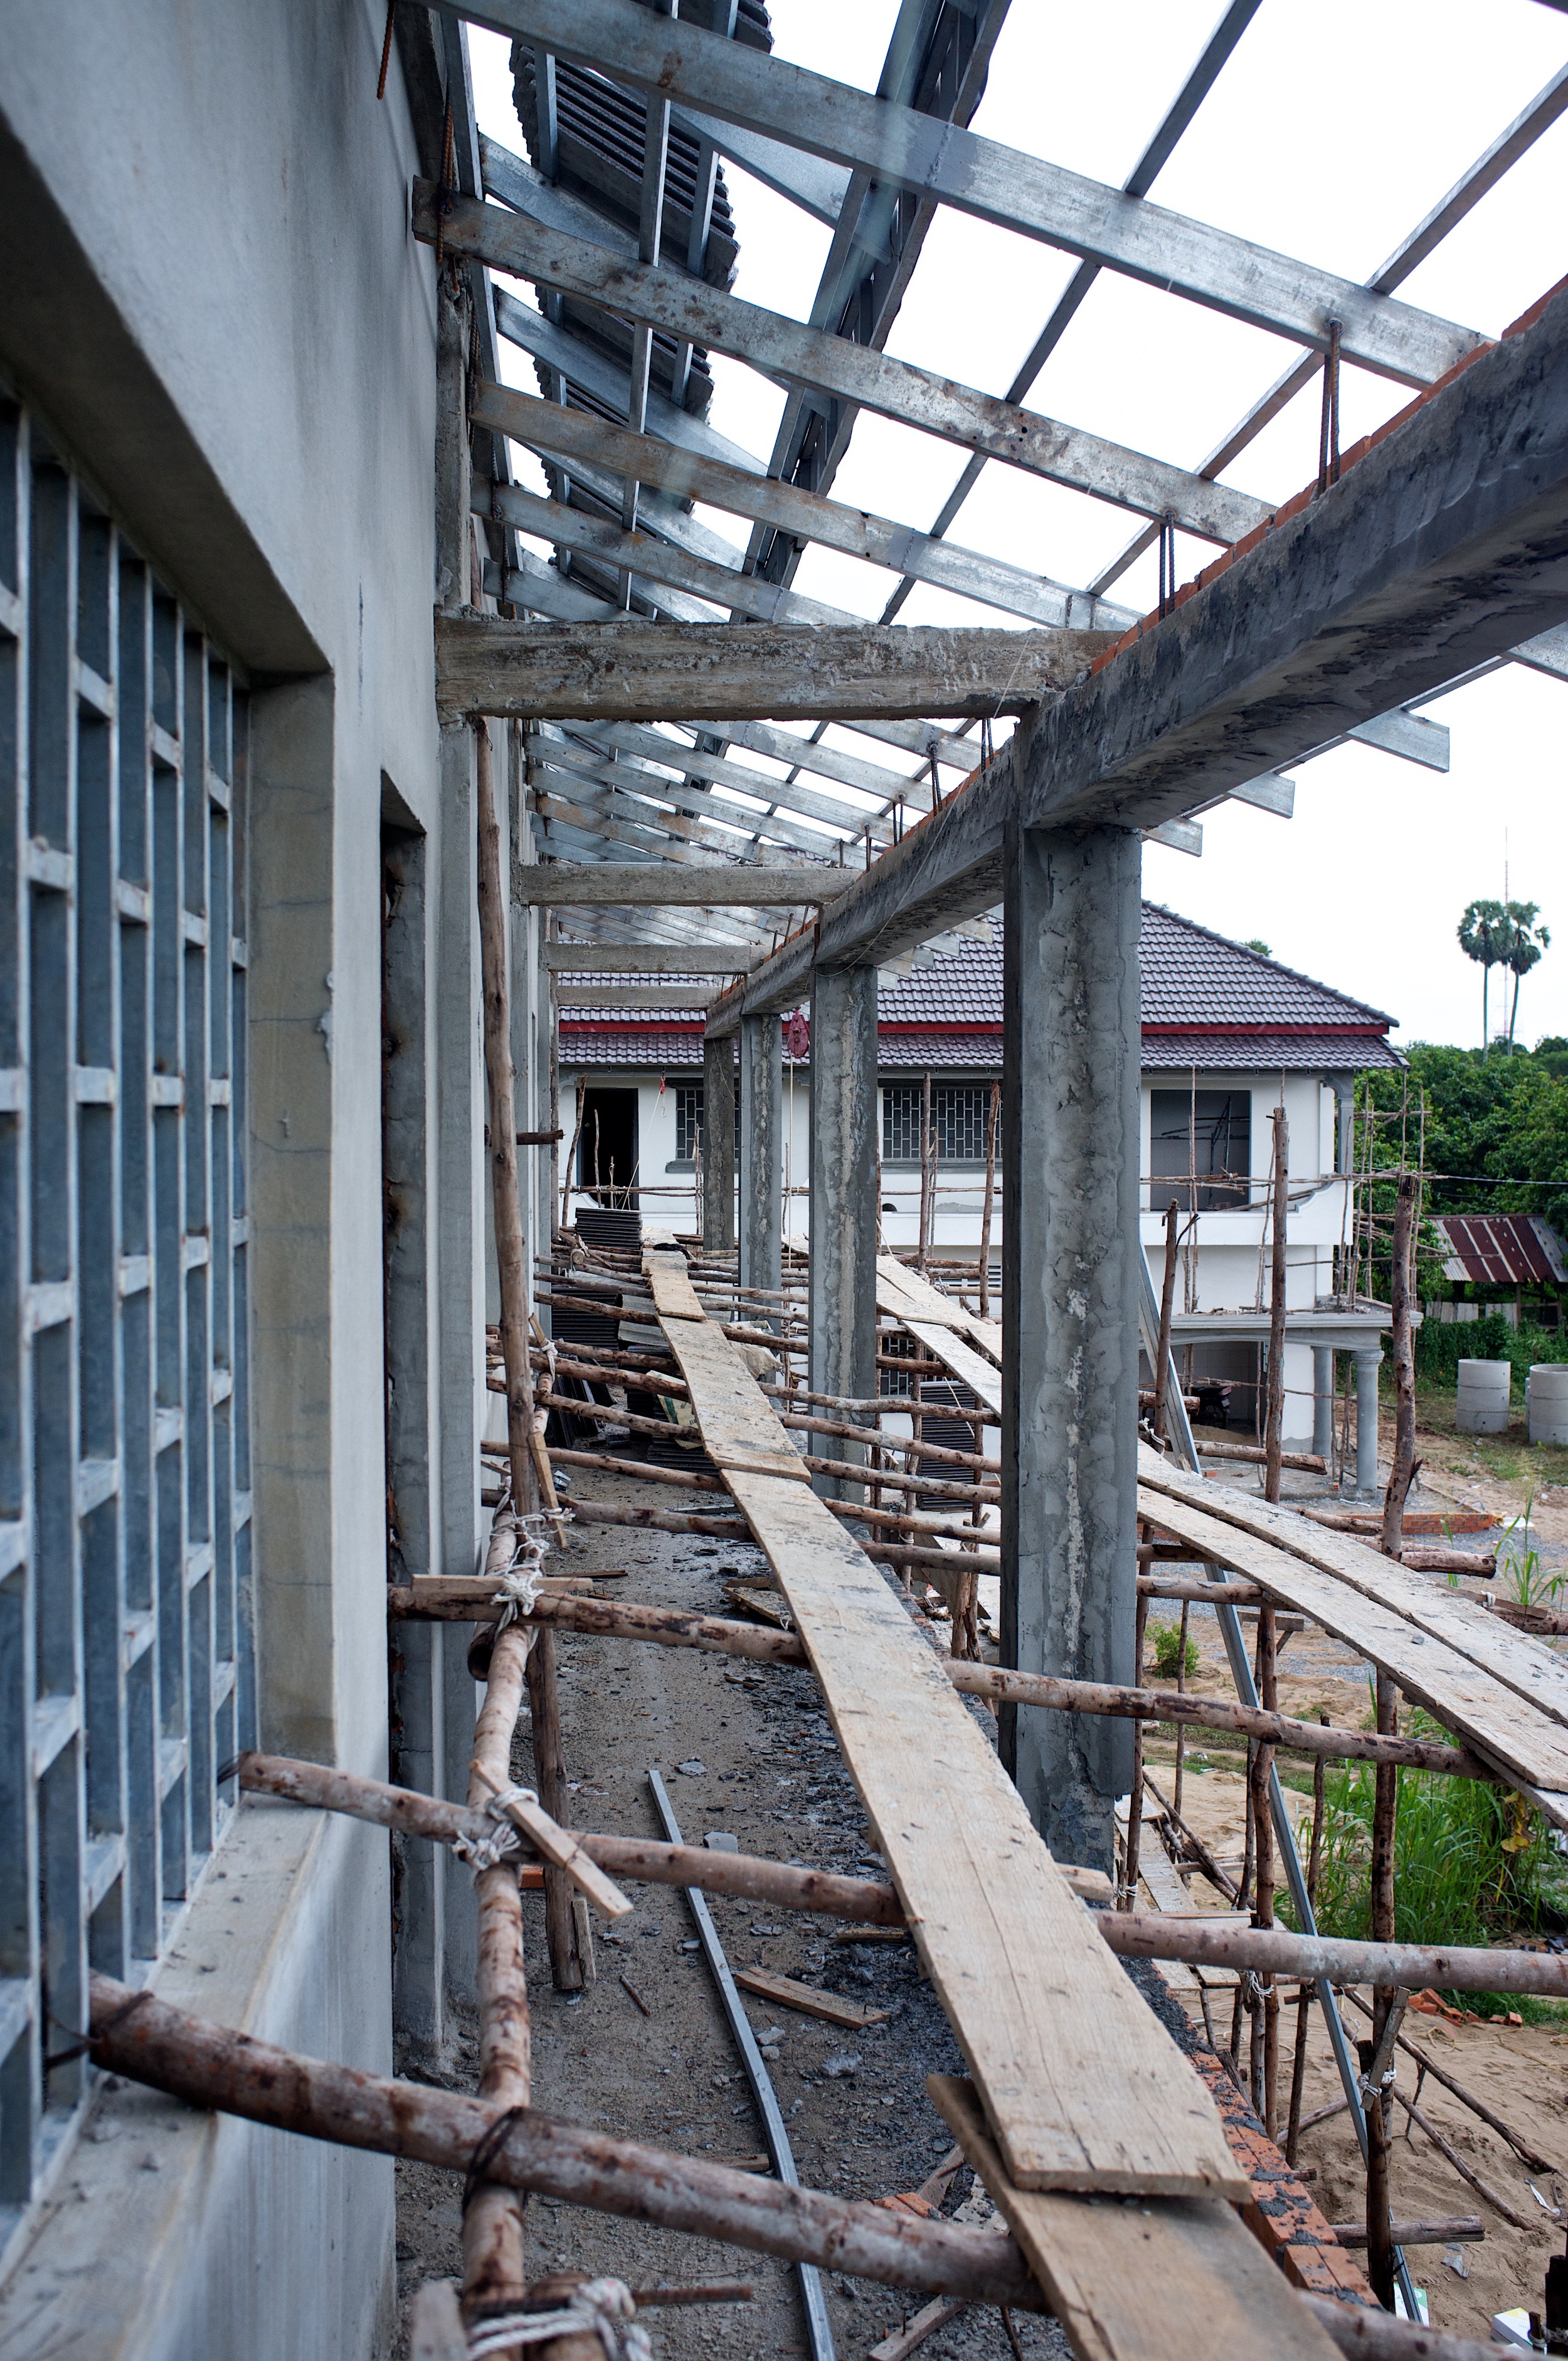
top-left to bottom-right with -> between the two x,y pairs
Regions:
1149,1090 -> 1252,1211
882,1083 -> 995,1163
0,398 -> 253,2228
674,1085 -> 702,1163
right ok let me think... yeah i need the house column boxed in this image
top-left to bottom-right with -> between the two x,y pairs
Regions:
808,966 -> 878,1495
739,1012 -> 782,1305
702,1032 -> 736,1249
1355,1347 -> 1383,1497
1002,819 -> 1141,1872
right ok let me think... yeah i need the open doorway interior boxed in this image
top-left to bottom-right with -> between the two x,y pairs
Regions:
577,1086 -> 638,1206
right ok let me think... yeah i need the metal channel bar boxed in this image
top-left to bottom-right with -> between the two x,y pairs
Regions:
1136,1251 -> 1421,2321
647,1767 -> 837,2361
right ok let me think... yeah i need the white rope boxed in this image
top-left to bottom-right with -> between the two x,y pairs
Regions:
450,1783 -> 538,1876
489,1510 -> 558,1629
465,2277 -> 653,2360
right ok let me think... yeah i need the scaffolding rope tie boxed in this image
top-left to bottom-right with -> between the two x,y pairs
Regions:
465,2279 -> 654,2361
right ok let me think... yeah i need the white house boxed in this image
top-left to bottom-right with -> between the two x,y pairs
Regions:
556,905 -> 1404,1454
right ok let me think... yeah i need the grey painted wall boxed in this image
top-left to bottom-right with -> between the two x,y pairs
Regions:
0,1 -> 477,2349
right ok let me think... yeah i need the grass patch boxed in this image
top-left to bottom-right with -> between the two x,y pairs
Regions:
1280,1702 -> 1568,2020
1151,1623 -> 1200,1683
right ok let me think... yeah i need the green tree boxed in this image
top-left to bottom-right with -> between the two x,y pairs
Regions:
1502,900 -> 1550,1048
1458,899 -> 1508,1048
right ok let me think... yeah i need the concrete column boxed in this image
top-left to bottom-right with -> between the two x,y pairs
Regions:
739,1012 -> 782,1304
1001,819 -> 1141,1873
702,1032 -> 736,1249
433,717 -> 484,2002
1313,1345 -> 1334,1461
808,967 -> 879,1495
1355,1348 -> 1382,1497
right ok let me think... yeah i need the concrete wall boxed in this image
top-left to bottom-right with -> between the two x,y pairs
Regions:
0,2 -> 471,2351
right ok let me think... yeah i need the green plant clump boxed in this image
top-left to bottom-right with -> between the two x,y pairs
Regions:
1412,1308 -> 1567,1391
1283,1706 -> 1568,2020
1151,1623 -> 1200,1682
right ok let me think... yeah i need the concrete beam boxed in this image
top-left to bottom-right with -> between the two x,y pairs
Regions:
807,968 -> 879,1497
437,614 -> 1111,724
447,0 -> 1481,386
419,189 -> 1266,544
543,943 -> 755,973
465,396 -> 1128,637
1021,284 -> 1568,834
704,282 -> 1568,1006
514,861 -> 852,905
1000,815 -> 1141,1869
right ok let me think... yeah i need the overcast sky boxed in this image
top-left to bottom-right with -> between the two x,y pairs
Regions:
465,2 -> 1568,1050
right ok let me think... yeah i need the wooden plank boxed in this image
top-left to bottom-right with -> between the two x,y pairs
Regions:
876,1257 -> 1002,1370
644,1253 -> 707,1322
731,1966 -> 889,2030
1135,1482 -> 1568,1798
721,1462 -> 1244,2197
900,1320 -> 1003,1420
927,2076 -> 1338,2361
659,1315 -> 811,1483
1138,1449 -> 1568,1732
658,1297 -> 1245,2197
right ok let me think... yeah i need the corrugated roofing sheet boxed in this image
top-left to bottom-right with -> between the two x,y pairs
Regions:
1433,1215 -> 1568,1287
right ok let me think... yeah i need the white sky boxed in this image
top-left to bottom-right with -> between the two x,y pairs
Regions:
465,1 -> 1568,1049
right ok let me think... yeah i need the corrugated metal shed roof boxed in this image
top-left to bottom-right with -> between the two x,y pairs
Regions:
1433,1215 -> 1568,1287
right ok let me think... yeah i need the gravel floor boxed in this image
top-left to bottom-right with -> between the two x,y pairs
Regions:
393,1473 -> 1074,2361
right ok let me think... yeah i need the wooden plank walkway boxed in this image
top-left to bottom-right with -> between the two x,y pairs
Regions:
876,1257 -> 1002,1366
928,2075 -> 1338,2361
1135,1461 -> 1568,1816
1140,1448 -> 1568,1732
647,1252 -> 1245,2200
874,1260 -> 1002,1417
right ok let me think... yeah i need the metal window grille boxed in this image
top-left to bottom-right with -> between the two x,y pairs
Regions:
675,1085 -> 702,1162
882,1084 -> 994,1162
0,395 -> 253,2241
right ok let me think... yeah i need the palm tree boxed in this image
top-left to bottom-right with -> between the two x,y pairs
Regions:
1458,899 -> 1508,1048
1503,900 -> 1551,1048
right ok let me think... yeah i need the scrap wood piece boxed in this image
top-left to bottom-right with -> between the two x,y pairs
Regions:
719,1469 -> 1244,2199
927,2074 -> 1339,2361
732,1965 -> 889,2029
470,1761 -> 633,1919
1138,1448 -> 1568,1734
1133,1479 -> 1568,1801
1185,2051 -> 1377,2307
868,2296 -> 969,2361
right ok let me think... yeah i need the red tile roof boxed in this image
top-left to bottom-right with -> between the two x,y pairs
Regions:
558,906 -> 1400,1073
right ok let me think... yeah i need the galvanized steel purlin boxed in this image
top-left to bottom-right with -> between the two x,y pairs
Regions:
0,395 -> 253,2234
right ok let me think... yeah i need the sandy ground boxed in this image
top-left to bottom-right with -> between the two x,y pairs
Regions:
1143,1763 -> 1568,2339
